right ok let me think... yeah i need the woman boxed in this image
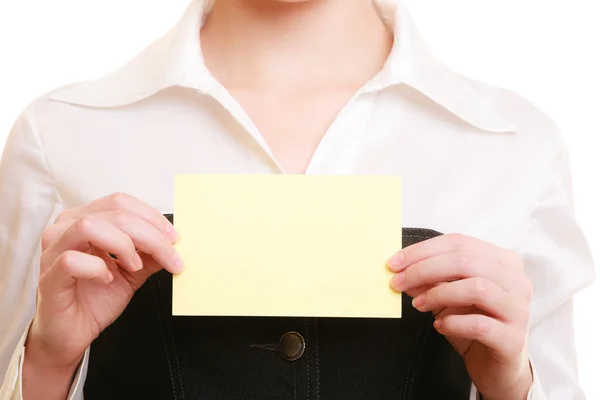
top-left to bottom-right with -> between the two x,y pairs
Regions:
0,0 -> 594,399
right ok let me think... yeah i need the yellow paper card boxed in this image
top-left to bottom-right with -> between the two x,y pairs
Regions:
173,174 -> 402,318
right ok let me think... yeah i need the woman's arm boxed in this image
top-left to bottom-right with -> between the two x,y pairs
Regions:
518,131 -> 594,399
0,106 -> 85,399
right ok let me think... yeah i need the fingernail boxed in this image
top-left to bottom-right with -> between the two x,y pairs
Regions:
106,270 -> 114,283
133,252 -> 144,271
172,251 -> 185,273
387,252 -> 404,271
433,319 -> 442,329
412,295 -> 425,310
165,225 -> 180,244
391,272 -> 404,291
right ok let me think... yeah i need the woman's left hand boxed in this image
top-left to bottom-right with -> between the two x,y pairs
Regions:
388,233 -> 534,400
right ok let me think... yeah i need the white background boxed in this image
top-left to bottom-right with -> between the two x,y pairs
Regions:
0,0 -> 598,397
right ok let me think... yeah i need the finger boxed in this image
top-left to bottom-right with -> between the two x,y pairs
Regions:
391,252 -> 512,292
98,210 -> 184,274
433,305 -> 479,320
41,222 -> 71,252
412,278 -> 525,323
42,215 -> 142,273
39,251 -> 113,295
434,314 -> 526,360
55,193 -> 178,243
387,233 -> 505,272
402,284 -> 437,299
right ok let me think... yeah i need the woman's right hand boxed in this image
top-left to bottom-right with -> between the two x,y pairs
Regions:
23,193 -> 183,397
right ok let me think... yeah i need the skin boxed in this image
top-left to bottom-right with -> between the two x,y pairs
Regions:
201,0 -> 393,174
23,1 -> 533,399
23,194 -> 183,399
388,234 -> 534,400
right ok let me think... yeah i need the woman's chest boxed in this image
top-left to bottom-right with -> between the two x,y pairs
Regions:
43,94 -> 538,251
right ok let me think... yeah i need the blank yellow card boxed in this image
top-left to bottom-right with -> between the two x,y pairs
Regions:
173,174 -> 402,318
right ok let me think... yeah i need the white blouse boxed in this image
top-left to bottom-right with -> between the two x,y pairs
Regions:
0,0 -> 594,399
